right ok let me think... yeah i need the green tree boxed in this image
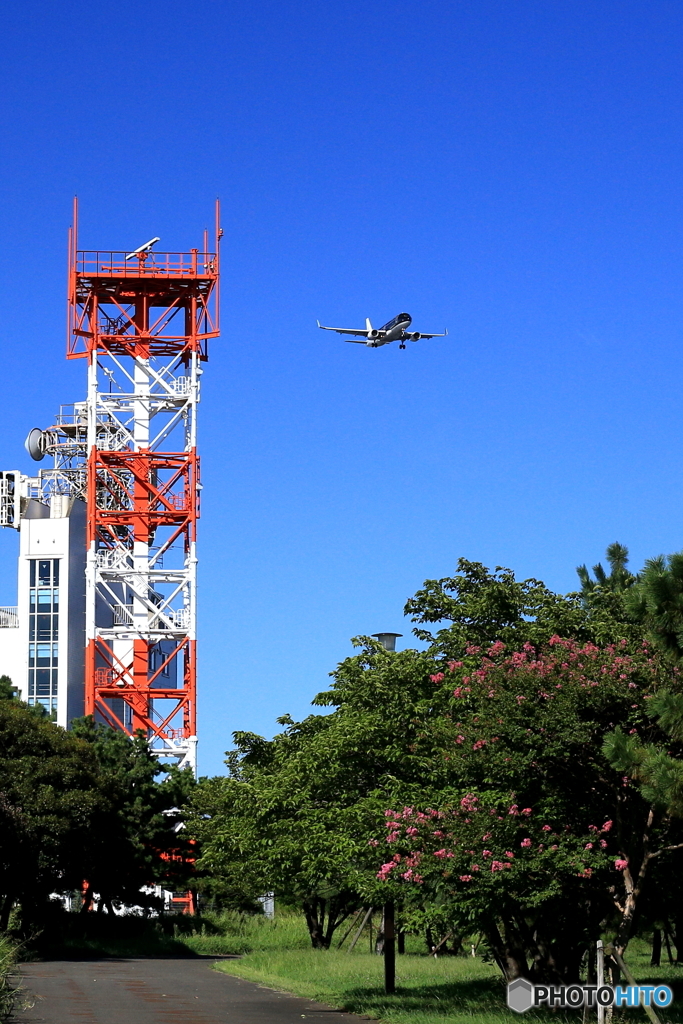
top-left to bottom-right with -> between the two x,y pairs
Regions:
188,641 -> 450,948
0,676 -> 18,702
0,700 -> 104,930
405,557 -> 642,656
604,685 -> 683,957
366,636 -> 665,980
190,559 -> 654,968
624,552 -> 683,661
70,717 -> 196,913
576,542 -> 635,597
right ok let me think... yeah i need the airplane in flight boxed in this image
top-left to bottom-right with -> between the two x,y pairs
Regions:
316,312 -> 447,349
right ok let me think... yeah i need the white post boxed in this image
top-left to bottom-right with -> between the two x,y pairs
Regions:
596,940 -> 604,1024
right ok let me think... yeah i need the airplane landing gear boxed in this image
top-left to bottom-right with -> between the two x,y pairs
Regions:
399,342 -> 406,350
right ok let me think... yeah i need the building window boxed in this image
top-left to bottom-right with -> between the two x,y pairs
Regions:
27,558 -> 59,717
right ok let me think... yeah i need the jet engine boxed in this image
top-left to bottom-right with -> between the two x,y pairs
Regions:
367,329 -> 380,340
409,332 -> 421,342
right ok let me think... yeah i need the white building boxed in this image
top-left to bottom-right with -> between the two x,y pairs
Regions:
0,479 -> 86,727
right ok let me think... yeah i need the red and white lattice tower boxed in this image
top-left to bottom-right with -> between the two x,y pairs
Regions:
67,200 -> 220,773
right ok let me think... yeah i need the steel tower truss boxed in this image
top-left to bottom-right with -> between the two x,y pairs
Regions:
67,202 -> 220,772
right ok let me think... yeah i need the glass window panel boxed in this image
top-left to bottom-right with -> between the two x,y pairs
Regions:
52,588 -> 59,611
52,643 -> 59,662
29,620 -> 35,641
35,669 -> 51,695
29,561 -> 36,586
38,561 -> 51,585
28,671 -> 35,695
36,615 -> 52,641
53,560 -> 59,586
29,588 -> 36,613
52,616 -> 58,640
51,669 -> 58,691
37,589 -> 52,607
28,643 -> 35,667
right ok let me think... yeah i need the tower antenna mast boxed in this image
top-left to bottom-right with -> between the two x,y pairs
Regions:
66,200 -> 220,772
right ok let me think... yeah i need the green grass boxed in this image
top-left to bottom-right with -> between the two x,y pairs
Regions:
217,948 -> 517,1024
215,931 -> 683,1024
180,908 -> 313,956
27,907 -> 314,960
0,933 -> 18,1020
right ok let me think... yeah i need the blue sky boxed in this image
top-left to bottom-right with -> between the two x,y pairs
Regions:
1,0 -> 683,774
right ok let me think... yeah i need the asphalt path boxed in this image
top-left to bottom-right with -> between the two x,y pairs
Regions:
11,958 -> 369,1024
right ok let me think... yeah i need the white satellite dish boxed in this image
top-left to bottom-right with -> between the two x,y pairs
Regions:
25,428 -> 46,462
125,237 -> 161,261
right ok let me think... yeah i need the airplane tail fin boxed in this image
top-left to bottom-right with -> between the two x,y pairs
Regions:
365,317 -> 373,332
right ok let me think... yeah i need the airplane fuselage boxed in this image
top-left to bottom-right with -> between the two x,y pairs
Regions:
369,312 -> 412,346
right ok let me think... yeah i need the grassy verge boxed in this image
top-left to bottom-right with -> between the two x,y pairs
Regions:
0,933 -> 18,1020
215,934 -> 683,1024
27,907 -> 313,959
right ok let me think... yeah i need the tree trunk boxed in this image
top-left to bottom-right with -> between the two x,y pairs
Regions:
663,927 -> 674,965
483,917 -> 529,981
672,916 -> 683,962
384,901 -> 395,995
425,926 -> 435,955
302,895 -> 357,950
374,907 -> 385,954
651,929 -> 662,967
0,893 -> 13,932
303,898 -> 330,949
613,808 -> 655,959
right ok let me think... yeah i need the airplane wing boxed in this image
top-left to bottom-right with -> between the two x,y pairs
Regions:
317,320 -> 371,337
411,329 -> 448,339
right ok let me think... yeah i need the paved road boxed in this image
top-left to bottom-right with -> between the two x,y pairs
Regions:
12,958 -> 369,1024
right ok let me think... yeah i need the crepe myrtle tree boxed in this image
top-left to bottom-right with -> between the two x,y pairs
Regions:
365,636 -> 676,982
404,557 -> 642,658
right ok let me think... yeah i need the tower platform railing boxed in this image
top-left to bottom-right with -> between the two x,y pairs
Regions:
76,251 -> 217,279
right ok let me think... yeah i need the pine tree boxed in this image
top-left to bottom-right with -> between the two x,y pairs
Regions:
576,542 -> 635,596
624,553 -> 683,661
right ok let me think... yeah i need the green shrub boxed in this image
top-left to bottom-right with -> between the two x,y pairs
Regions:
0,934 -> 17,1020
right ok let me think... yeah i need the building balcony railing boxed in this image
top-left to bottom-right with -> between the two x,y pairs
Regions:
0,606 -> 19,628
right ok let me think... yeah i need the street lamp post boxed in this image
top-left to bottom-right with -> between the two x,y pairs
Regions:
371,631 -> 401,995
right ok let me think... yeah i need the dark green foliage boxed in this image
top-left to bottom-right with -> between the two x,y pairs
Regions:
0,700 -> 104,931
189,554 -> 679,977
187,776 -> 266,914
625,553 -> 683,661
0,676 -> 18,702
405,557 -> 642,656
69,717 -> 197,911
576,541 -> 635,596
0,706 -> 196,932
